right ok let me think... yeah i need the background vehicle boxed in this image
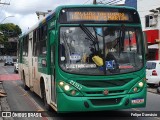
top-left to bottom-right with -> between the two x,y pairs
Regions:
157,87 -> 160,93
146,60 -> 160,87
14,59 -> 19,73
4,58 -> 14,66
18,5 -> 147,113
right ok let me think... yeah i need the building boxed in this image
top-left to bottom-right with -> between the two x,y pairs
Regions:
0,37 -> 18,61
7,37 -> 18,56
125,0 -> 160,60
125,0 -> 137,9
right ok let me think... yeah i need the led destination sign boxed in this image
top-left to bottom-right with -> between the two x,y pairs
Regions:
59,8 -> 140,23
67,11 -> 129,21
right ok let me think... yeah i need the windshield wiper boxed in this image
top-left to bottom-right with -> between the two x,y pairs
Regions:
80,24 -> 99,52
118,24 -> 125,56
128,31 -> 132,51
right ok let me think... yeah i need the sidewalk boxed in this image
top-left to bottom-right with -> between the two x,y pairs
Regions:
0,81 -> 14,120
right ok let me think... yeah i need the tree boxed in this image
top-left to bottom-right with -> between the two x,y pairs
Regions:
0,23 -> 22,55
0,34 -> 7,43
0,23 -> 22,42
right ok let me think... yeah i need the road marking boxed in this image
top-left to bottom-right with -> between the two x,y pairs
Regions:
0,74 -> 21,81
132,108 -> 160,120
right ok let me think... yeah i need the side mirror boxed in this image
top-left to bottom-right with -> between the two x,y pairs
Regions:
50,30 -> 56,44
143,32 -> 148,57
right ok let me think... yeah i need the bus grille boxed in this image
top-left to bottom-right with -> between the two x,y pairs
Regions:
90,98 -> 122,106
86,90 -> 125,95
76,79 -> 131,88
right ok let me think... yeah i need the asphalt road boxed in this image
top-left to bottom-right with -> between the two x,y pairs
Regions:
0,64 -> 160,120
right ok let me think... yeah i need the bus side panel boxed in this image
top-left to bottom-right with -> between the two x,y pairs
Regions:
21,57 -> 30,87
32,56 -> 41,97
28,32 -> 33,90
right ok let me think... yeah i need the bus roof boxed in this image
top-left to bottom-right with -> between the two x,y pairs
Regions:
57,4 -> 136,11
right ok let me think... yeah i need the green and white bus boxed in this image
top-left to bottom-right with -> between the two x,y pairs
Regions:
18,4 -> 147,113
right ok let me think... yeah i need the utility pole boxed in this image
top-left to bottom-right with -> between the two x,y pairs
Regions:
0,3 -> 10,5
0,0 -> 10,5
93,0 -> 97,4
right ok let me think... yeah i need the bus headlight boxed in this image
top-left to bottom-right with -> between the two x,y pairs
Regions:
129,80 -> 145,93
64,85 -> 70,91
58,81 -> 83,97
59,81 -> 64,86
71,90 -> 76,96
138,82 -> 143,87
133,87 -> 138,92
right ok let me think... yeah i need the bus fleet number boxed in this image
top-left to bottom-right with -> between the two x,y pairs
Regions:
70,80 -> 82,90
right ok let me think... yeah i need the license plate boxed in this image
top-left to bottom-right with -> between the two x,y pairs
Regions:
131,98 -> 144,104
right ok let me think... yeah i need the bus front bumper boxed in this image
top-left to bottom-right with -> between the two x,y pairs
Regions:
57,86 -> 147,113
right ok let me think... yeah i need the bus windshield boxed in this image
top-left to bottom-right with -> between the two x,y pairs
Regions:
59,26 -> 143,75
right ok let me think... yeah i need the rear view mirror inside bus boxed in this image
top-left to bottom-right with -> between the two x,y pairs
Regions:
41,59 -> 47,67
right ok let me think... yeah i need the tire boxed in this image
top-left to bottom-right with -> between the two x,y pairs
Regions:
41,82 -> 51,111
22,72 -> 29,90
157,87 -> 160,94
147,84 -> 150,88
14,68 -> 18,73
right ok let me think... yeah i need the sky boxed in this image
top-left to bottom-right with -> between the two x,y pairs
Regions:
0,0 -> 125,33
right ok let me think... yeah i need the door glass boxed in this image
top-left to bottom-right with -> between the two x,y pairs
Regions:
51,45 -> 56,103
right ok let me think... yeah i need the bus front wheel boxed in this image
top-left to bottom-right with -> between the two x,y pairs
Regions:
22,71 -> 29,90
41,81 -> 51,111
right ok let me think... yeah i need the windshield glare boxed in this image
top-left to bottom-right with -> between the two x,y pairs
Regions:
59,26 -> 143,75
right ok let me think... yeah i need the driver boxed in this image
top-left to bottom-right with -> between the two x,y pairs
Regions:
105,42 -> 119,73
92,39 -> 119,73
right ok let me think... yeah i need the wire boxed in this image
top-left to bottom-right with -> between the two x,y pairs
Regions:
105,0 -> 117,5
96,0 -> 124,5
0,0 -> 11,20
97,0 -> 106,4
83,0 -> 91,4
0,0 -> 6,19
105,0 -> 123,5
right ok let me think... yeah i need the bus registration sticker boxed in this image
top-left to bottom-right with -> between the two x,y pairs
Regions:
131,98 -> 144,104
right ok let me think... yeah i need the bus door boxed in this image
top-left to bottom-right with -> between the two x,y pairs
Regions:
28,32 -> 33,90
50,32 -> 56,104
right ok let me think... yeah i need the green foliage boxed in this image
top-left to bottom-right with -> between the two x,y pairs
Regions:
0,23 -> 22,43
0,34 -> 8,42
0,23 -> 22,55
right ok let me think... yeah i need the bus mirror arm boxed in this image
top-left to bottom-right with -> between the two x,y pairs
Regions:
143,32 -> 148,57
